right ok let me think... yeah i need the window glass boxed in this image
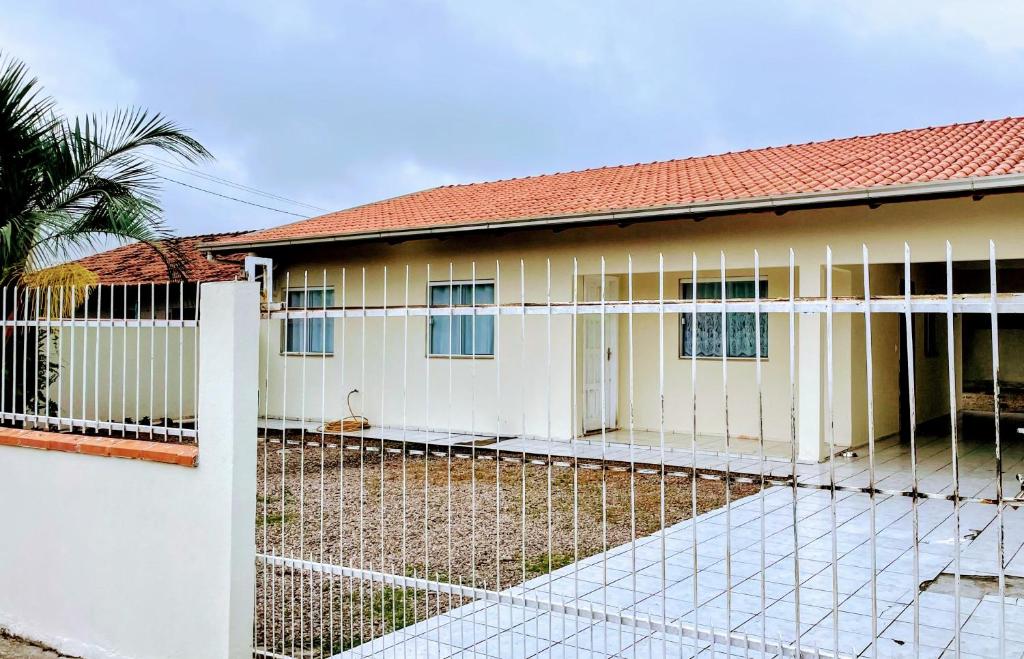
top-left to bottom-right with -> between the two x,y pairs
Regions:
680,279 -> 768,358
428,282 -> 495,356
284,288 -> 335,354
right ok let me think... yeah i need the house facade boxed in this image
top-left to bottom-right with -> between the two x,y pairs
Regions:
203,118 -> 1024,462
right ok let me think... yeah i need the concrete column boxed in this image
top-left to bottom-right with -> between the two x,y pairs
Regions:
198,281 -> 259,659
797,260 -> 826,462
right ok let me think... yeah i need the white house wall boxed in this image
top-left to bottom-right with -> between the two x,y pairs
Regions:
47,325 -> 197,425
258,193 -> 1024,458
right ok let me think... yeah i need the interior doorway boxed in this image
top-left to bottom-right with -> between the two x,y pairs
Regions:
582,276 -> 619,433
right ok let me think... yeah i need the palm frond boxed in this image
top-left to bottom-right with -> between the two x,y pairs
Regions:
20,262 -> 98,315
0,53 -> 212,286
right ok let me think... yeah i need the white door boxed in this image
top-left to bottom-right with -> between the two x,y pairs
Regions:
582,276 -> 618,433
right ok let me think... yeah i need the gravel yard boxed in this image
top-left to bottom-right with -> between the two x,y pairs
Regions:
254,436 -> 757,656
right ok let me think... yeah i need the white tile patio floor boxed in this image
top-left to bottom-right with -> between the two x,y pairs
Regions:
338,426 -> 1024,658
259,418 -> 805,468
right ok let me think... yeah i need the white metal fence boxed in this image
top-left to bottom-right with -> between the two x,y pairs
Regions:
0,282 -> 200,442
254,242 -> 1023,658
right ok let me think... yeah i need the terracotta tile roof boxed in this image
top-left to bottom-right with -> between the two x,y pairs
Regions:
215,117 -> 1024,247
73,232 -> 249,284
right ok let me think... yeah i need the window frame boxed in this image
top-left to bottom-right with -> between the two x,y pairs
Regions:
281,286 -> 336,356
677,276 -> 769,360
426,279 -> 496,359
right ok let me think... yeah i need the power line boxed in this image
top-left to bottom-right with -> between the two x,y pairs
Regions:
149,155 -> 330,213
155,174 -> 309,218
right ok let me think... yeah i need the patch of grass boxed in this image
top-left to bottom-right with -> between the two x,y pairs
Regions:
523,552 -> 575,578
258,511 -> 297,526
337,584 -> 419,650
368,585 -> 417,631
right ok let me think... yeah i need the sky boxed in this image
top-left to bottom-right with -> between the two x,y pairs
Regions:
3,0 -> 1024,245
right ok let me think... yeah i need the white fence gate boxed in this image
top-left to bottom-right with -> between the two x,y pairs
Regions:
254,243 -> 1023,658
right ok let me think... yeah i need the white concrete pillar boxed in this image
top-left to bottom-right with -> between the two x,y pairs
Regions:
198,281 -> 259,659
797,259 -> 826,462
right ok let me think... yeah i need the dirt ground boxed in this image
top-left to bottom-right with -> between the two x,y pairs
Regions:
254,438 -> 758,656
0,632 -> 73,659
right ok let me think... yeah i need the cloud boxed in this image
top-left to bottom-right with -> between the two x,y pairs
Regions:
392,158 -> 464,190
789,0 -> 1024,58
5,0 -> 1024,249
0,5 -> 138,117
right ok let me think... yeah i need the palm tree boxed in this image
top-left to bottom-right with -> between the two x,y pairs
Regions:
0,54 -> 210,284
0,53 -> 210,421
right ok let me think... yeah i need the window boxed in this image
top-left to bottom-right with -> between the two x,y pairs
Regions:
679,279 -> 768,358
428,282 -> 495,356
284,288 -> 334,354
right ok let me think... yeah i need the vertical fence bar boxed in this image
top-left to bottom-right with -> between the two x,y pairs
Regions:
720,250 -> 732,653
570,256 -> 581,650
754,249 -> 767,651
861,246 -> 879,659
492,258 -> 502,640
989,240 -> 1006,659
69,286 -> 76,431
657,253 -> 667,658
163,283 -> 169,430
33,286 -> 40,428
469,262 -> 477,594
443,262 -> 452,644
825,246 -> 840,656
135,283 -> 141,439
107,284 -> 114,432
280,272 -> 290,653
789,248 -> 801,657
94,286 -> 100,429
945,241 -> 962,657
359,266 -> 368,655
318,269 -> 327,652
626,254 -> 638,651
545,257 -> 554,643
75,284 -> 83,426
690,251 -> 700,658
148,283 -> 154,439
339,266 -> 348,654
903,243 -> 920,656
599,255 -> 609,652
45,288 -> 52,429
401,263 -> 410,659
380,266 -> 388,591
298,272 -> 308,654
1,286 -> 7,423
178,281 -> 184,435
120,285 -> 127,437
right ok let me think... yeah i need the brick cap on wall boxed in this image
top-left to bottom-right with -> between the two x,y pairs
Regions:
0,428 -> 197,467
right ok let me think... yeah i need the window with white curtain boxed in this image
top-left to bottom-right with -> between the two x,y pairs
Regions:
679,279 -> 768,358
428,281 -> 495,356
283,287 -> 335,354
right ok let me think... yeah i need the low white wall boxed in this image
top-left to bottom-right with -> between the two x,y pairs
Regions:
0,281 -> 258,659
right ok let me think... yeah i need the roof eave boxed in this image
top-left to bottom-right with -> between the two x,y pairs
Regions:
200,173 -> 1024,253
